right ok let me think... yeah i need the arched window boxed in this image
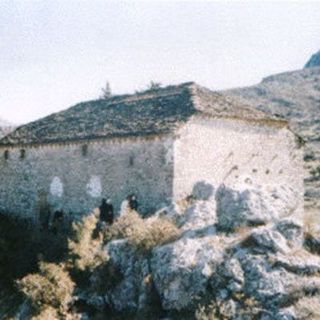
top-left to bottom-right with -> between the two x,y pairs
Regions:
20,149 -> 26,159
4,150 -> 9,160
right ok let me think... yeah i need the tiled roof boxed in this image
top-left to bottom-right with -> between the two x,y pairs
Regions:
0,82 -> 285,146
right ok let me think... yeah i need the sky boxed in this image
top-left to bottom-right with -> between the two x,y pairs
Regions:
0,1 -> 319,124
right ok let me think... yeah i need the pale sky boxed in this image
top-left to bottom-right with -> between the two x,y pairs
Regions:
0,1 -> 319,124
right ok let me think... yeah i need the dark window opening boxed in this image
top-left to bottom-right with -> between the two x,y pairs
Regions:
20,149 -> 26,159
129,155 -> 134,166
4,150 -> 9,160
82,144 -> 88,156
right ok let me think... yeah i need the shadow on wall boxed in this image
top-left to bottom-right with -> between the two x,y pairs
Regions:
191,181 -> 215,200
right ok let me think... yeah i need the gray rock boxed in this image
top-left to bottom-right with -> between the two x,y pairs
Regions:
276,219 -> 304,248
216,184 -> 300,231
243,226 -> 291,254
151,236 -> 225,310
163,199 -> 217,234
106,239 -> 153,312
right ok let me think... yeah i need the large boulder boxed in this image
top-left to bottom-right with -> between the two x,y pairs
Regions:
105,239 -> 154,312
151,236 -> 225,310
216,183 -> 301,231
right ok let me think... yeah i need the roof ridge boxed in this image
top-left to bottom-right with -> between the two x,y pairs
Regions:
0,82 -> 286,147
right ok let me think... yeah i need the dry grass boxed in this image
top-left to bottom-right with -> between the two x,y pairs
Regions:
304,211 -> 320,238
105,209 -> 181,252
68,209 -> 108,271
17,262 -> 75,316
295,295 -> 320,320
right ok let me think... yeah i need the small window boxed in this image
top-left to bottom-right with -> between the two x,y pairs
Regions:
4,150 -> 9,160
129,155 -> 134,166
82,144 -> 88,156
20,149 -> 26,159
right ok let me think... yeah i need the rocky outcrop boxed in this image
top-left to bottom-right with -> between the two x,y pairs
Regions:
101,182 -> 320,319
305,50 -> 320,68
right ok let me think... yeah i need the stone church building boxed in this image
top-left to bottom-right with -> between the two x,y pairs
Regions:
0,82 -> 304,220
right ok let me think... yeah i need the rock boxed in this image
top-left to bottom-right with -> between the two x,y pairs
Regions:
241,226 -> 291,254
270,250 -> 320,276
106,239 -> 154,312
102,200 -> 320,318
216,184 -> 301,231
177,200 -> 217,234
304,233 -> 320,255
151,236 -> 225,310
211,258 -> 244,294
276,219 -> 304,248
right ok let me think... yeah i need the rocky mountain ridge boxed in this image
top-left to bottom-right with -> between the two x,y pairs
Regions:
305,50 -> 320,68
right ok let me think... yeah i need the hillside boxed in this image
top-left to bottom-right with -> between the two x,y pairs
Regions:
225,66 -> 320,213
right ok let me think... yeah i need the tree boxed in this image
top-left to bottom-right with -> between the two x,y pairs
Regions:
147,81 -> 162,90
100,81 -> 112,99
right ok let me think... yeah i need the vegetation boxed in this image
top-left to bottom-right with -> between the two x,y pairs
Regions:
105,209 -> 180,252
68,209 -> 108,271
17,262 -> 75,317
100,81 -> 112,99
0,206 -> 181,319
295,296 -> 320,320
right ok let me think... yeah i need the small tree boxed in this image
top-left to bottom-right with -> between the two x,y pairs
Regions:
147,81 -> 162,90
100,81 -> 112,99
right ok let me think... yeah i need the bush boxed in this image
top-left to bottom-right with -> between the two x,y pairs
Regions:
68,210 -> 108,272
30,306 -> 59,320
105,210 -> 180,252
17,262 -> 75,316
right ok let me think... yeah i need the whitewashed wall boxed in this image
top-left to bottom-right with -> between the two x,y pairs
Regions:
173,117 -> 304,218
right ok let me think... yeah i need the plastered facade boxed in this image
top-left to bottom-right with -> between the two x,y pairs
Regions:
173,117 -> 304,217
0,136 -> 174,219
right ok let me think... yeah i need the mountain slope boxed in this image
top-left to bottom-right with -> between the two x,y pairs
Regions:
305,50 -> 320,68
225,66 -> 320,212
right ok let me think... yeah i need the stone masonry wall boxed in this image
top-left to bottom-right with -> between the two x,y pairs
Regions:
173,117 -> 305,219
0,135 -> 174,220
